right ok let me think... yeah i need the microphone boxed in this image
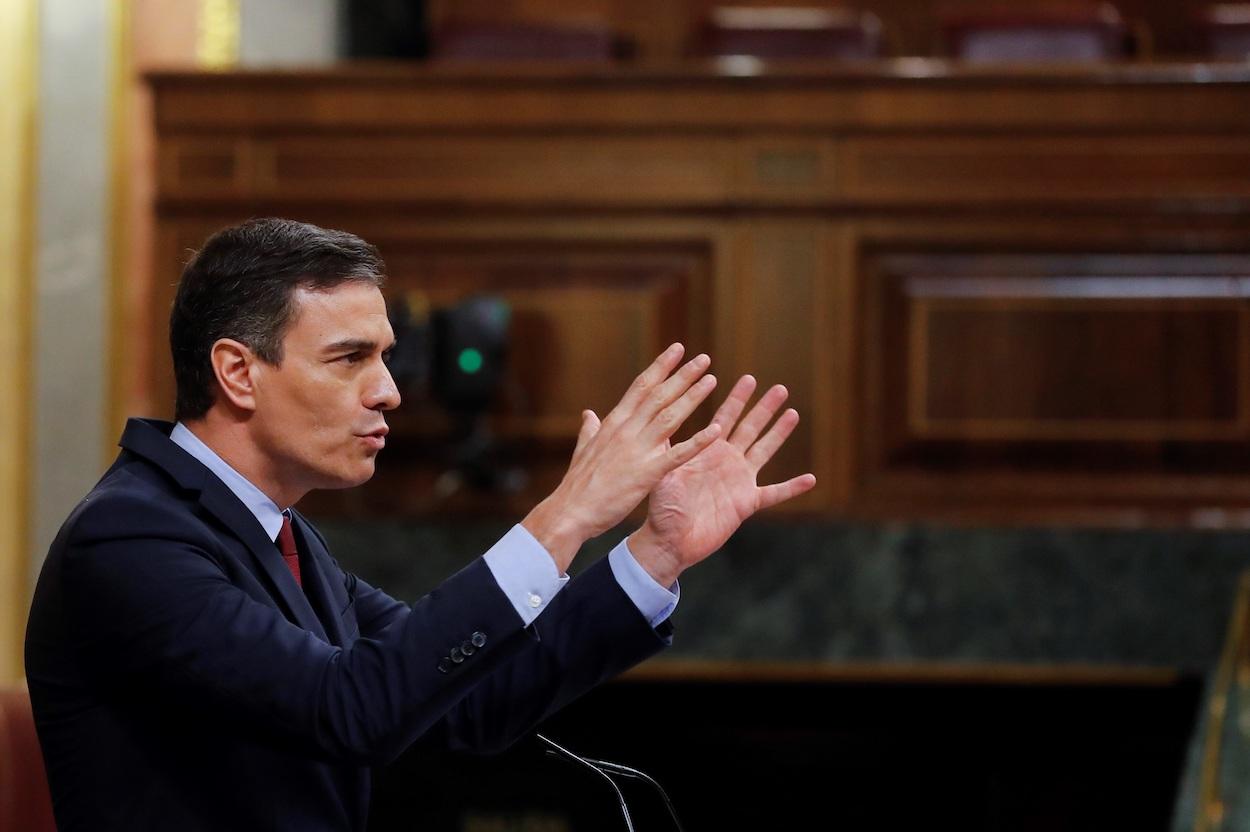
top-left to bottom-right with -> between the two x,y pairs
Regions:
535,733 -> 685,832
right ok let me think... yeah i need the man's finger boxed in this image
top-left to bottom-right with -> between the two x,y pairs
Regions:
660,421 -> 722,471
729,384 -> 789,451
709,375 -> 757,434
636,353 -> 711,422
756,473 -> 817,511
609,342 -> 685,422
645,373 -> 717,442
745,408 -> 799,470
573,409 -> 600,454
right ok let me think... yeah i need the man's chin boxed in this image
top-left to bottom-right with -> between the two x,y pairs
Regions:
313,462 -> 377,492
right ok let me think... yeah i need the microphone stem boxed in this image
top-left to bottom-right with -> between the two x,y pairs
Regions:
586,758 -> 687,832
536,734 -> 634,832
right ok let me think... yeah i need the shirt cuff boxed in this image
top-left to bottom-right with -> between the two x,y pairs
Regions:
607,537 -> 680,628
482,524 -> 569,626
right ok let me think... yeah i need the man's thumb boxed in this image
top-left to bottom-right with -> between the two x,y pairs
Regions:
574,409 -> 601,452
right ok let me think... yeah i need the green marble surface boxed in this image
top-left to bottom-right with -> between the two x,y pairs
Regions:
313,515 -> 1250,672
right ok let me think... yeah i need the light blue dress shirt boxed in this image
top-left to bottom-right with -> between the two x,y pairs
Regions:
170,423 -> 677,628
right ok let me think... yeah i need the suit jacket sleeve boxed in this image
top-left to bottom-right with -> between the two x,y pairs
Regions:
61,491 -> 667,766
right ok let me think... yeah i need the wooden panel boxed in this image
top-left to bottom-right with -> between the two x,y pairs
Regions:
159,135 -> 847,207
859,251 -> 1250,509
379,243 -> 711,441
734,138 -> 839,203
731,222 -> 824,508
840,136 -> 1250,204
160,130 -> 1250,209
149,68 -> 1250,135
910,282 -> 1247,441
158,139 -> 253,198
258,136 -> 738,205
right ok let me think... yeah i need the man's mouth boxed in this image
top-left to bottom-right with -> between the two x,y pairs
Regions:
357,426 -> 389,449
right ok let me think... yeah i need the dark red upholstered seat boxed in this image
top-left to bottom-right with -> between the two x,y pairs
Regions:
694,6 -> 884,60
431,20 -> 630,62
1198,4 -> 1250,58
0,685 -> 55,832
939,3 -> 1134,62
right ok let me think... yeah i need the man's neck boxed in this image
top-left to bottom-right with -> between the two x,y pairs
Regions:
180,413 -> 307,508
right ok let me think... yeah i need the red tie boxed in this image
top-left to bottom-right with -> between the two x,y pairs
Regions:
277,514 -> 302,587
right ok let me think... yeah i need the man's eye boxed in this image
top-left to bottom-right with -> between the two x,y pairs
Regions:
339,353 -> 363,365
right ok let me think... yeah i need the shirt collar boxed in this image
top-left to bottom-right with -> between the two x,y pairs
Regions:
170,422 -> 287,542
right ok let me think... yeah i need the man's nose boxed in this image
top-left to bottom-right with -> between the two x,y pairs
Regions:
366,363 -> 401,411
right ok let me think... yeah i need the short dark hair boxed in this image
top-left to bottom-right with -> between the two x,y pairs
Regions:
170,217 -> 387,421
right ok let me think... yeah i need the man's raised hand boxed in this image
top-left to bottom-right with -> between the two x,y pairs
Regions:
522,344 -> 723,572
627,374 -> 817,587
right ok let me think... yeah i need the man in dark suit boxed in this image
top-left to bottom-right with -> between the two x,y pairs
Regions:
25,218 -> 815,830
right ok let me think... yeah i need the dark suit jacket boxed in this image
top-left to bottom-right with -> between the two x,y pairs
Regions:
25,418 -> 670,831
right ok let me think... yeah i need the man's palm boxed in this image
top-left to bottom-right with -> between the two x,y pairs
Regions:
647,439 -> 761,562
637,375 -> 817,577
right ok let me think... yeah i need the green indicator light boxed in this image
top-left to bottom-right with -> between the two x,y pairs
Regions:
458,348 -> 484,374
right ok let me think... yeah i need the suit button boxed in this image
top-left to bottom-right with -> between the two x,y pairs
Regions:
471,631 -> 487,648
437,658 -> 451,674
460,640 -> 476,656
450,646 -> 464,663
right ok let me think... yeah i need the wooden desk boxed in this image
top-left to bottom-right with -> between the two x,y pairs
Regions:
146,62 -> 1250,525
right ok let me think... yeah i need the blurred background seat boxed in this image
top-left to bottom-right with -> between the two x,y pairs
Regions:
693,5 -> 885,60
0,685 -> 55,832
430,19 -> 631,62
1197,3 -> 1250,58
939,2 -> 1138,62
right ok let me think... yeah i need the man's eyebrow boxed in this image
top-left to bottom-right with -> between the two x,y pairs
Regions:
322,334 -> 400,352
322,338 -> 391,354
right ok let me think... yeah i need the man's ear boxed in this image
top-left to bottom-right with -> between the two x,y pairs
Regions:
209,338 -> 259,412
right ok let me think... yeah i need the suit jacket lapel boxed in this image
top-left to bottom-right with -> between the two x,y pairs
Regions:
199,482 -> 328,640
290,513 -> 347,647
119,418 -> 328,640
